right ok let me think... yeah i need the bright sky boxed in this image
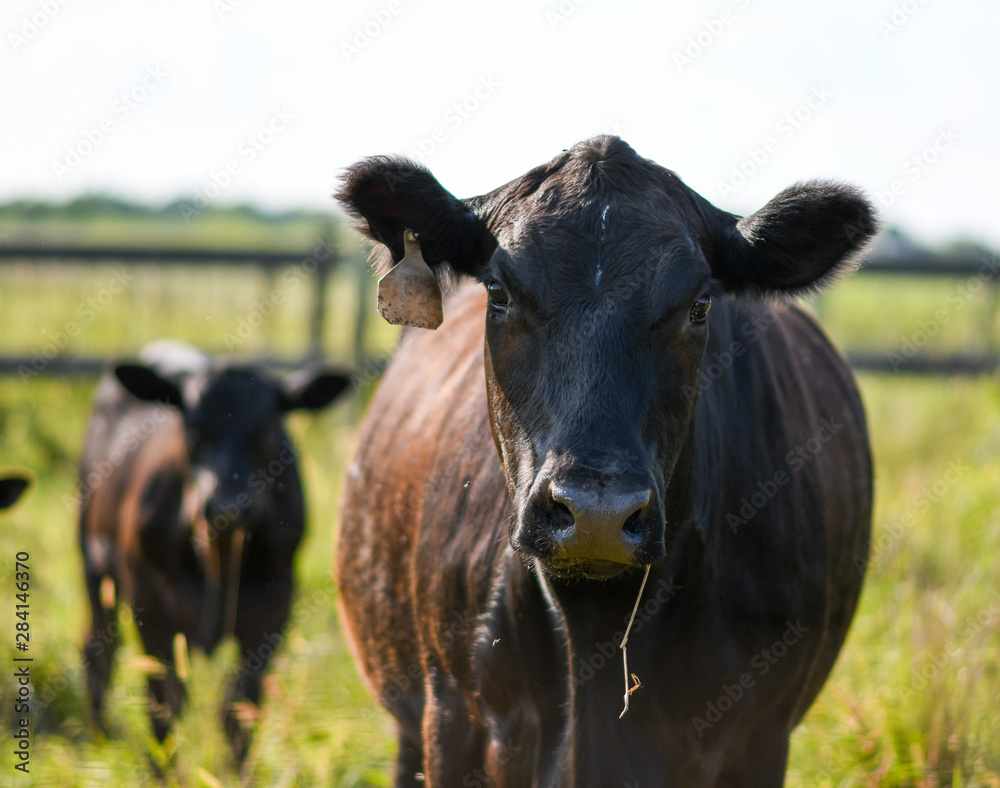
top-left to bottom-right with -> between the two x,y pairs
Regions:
2,0 -> 997,247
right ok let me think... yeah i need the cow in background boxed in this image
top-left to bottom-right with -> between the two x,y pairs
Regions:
79,341 -> 349,763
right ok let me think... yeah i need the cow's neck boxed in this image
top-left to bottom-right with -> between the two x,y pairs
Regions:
538,438 -> 719,783
542,547 -> 711,784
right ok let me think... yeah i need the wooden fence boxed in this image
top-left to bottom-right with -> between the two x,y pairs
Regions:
0,245 -> 996,377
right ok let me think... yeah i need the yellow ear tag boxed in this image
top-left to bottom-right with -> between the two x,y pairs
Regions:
376,229 -> 444,330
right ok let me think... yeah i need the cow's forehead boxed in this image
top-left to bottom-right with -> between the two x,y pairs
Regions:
183,367 -> 280,430
492,198 -> 707,307
494,152 -> 702,253
499,199 -> 696,252
485,136 -> 701,243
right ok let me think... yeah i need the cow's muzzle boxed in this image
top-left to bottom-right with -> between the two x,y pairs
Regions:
514,476 -> 665,580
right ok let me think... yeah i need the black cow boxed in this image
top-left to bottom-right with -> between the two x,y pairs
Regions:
79,341 -> 349,763
336,136 -> 876,786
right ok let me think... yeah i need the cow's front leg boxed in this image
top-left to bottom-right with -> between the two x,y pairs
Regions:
82,568 -> 121,732
420,667 -> 488,787
391,717 -> 425,788
147,667 -> 186,745
223,573 -> 293,763
715,725 -> 790,788
133,605 -> 187,748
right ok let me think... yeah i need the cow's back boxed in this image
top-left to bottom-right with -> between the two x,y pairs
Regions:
338,289 -> 509,703
79,373 -> 187,598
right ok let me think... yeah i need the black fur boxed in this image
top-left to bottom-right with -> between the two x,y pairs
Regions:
719,181 -> 879,295
335,155 -> 493,276
336,136 -> 876,786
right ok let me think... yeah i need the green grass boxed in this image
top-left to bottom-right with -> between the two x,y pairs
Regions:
0,238 -> 999,785
787,375 -> 1000,787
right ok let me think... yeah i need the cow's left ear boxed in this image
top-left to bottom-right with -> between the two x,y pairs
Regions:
336,156 -> 494,329
336,156 -> 492,277
280,369 -> 351,412
115,364 -> 185,409
0,473 -> 31,510
708,181 -> 879,295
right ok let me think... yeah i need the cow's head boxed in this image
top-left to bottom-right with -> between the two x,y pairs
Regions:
339,136 -> 876,580
115,352 -> 350,539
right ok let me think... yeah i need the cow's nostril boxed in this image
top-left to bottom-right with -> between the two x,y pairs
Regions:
550,500 -> 575,532
622,509 -> 644,537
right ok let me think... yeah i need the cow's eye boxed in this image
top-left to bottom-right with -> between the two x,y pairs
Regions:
486,280 -> 510,308
186,427 -> 208,456
690,294 -> 711,324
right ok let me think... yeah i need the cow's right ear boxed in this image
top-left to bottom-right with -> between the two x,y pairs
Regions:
704,181 -> 878,296
115,364 -> 185,409
0,473 -> 30,510
280,368 -> 351,412
336,156 -> 493,327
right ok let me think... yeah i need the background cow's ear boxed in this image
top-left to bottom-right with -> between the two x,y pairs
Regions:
709,181 -> 879,295
335,155 -> 493,279
0,473 -> 31,510
115,364 -> 185,409
280,369 -> 351,412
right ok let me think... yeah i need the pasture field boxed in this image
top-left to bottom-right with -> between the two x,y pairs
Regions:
0,241 -> 998,786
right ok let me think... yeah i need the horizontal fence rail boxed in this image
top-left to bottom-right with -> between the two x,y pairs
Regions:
860,251 -> 998,277
0,245 -> 997,377
0,244 -> 326,267
0,241 -> 365,377
842,250 -> 1000,375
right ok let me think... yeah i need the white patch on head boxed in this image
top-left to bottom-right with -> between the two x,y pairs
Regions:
597,203 -> 610,287
140,340 -> 209,377
86,536 -> 113,573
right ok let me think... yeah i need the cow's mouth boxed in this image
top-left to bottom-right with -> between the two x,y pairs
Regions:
541,556 -> 632,581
